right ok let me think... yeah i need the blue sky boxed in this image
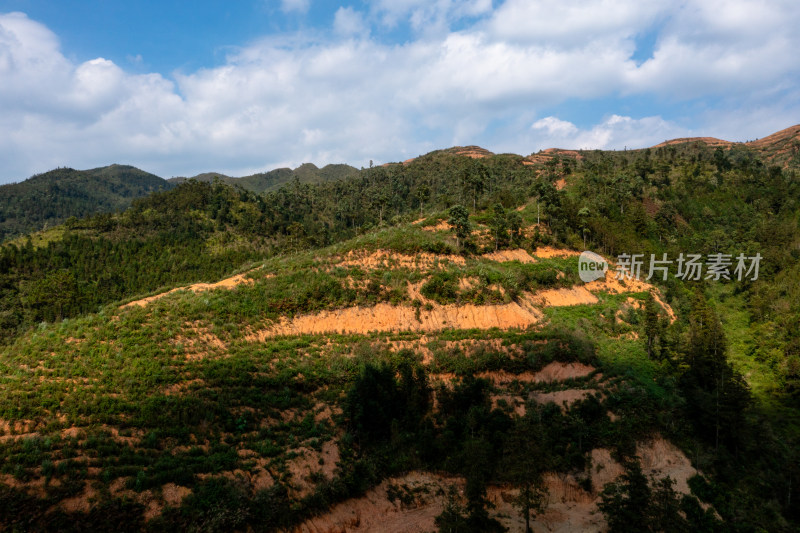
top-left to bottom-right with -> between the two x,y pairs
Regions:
0,0 -> 798,182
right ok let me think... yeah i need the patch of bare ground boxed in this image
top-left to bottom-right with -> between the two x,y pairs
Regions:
292,471 -> 460,533
532,246 -> 581,258
530,389 -> 596,410
636,436 -> 697,494
482,248 -> 536,263
292,435 -> 696,532
57,481 -> 98,514
534,286 -> 598,306
121,269 -> 262,308
161,483 -> 192,507
336,249 -> 464,269
586,270 -> 676,321
0,418 -> 36,437
286,441 -> 340,498
458,276 -> 480,290
476,362 -> 596,386
491,394 -> 526,416
420,220 -> 452,232
247,296 -> 543,340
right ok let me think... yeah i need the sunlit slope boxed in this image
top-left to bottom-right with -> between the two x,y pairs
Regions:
0,216 -> 694,531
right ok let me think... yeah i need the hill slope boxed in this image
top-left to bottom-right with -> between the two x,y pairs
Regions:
1,125 -> 800,530
0,218 -> 707,531
169,162 -> 360,193
0,165 -> 172,242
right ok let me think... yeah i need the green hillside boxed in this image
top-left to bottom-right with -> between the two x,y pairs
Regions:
0,165 -> 172,242
0,128 -> 799,531
169,162 -> 360,194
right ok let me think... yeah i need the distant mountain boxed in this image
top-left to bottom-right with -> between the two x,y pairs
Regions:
526,124 -> 800,169
169,162 -> 360,193
0,164 -> 172,242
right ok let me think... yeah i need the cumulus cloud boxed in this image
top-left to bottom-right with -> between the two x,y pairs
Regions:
0,2 -> 799,183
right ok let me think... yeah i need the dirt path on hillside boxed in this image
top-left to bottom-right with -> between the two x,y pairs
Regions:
121,270 -> 261,308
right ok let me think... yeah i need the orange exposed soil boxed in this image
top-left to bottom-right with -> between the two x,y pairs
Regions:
534,286 -> 598,306
247,297 -> 544,340
122,270 -> 259,308
532,246 -> 581,258
287,441 -> 341,497
482,248 -> 536,263
419,220 -> 451,232
246,262 -> 668,339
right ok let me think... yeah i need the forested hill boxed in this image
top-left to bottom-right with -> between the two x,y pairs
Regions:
168,162 -> 361,193
0,164 -> 172,242
0,125 -> 800,529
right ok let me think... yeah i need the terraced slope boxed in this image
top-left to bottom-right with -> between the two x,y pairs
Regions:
0,213 -> 711,532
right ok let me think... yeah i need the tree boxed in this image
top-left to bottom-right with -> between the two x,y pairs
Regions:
500,415 -> 549,533
507,211 -> 523,247
643,292 -> 662,359
577,206 -> 590,249
598,461 -> 652,532
599,462 -> 690,533
416,184 -> 430,216
680,292 -> 750,450
490,203 -> 509,251
448,205 -> 471,249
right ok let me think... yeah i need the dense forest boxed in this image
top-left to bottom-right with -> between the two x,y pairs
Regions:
0,165 -> 173,242
169,162 -> 360,194
1,133 -> 799,530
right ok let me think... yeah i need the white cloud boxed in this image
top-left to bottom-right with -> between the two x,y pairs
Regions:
528,115 -> 688,152
0,2 -> 799,183
531,117 -> 578,137
367,0 -> 493,35
280,0 -> 310,14
333,7 -> 366,36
